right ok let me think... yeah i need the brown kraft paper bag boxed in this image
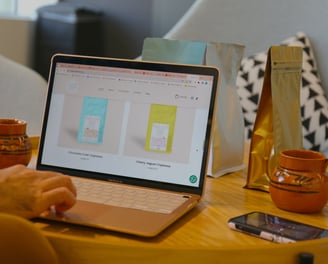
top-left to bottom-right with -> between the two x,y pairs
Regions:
245,46 -> 303,192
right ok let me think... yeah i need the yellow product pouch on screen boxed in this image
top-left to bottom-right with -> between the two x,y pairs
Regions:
245,46 -> 303,192
145,104 -> 177,153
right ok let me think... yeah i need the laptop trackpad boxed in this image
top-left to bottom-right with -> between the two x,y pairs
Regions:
44,200 -> 177,237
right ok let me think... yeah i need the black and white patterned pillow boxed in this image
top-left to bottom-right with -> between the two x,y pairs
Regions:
236,32 -> 328,152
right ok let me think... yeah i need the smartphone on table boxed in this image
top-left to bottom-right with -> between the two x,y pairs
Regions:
228,211 -> 328,243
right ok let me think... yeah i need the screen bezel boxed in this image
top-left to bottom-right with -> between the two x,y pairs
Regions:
37,54 -> 220,196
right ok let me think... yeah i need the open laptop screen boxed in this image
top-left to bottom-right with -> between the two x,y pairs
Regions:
37,54 -> 219,194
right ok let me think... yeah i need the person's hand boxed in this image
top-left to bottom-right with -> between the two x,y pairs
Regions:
0,165 -> 76,219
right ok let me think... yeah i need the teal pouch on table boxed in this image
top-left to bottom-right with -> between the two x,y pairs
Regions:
142,38 -> 245,177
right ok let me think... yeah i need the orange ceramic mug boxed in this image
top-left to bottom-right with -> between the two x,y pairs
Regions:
0,119 -> 32,169
270,149 -> 328,213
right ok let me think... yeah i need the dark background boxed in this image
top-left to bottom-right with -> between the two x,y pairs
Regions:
58,0 -> 195,58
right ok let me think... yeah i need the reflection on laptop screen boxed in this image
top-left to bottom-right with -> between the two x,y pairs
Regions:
40,59 -> 215,189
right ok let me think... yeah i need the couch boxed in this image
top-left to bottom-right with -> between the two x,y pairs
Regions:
164,0 -> 328,153
0,55 -> 47,136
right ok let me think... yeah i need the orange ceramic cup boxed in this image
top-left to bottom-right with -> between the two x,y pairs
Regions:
270,149 -> 328,213
0,119 -> 32,169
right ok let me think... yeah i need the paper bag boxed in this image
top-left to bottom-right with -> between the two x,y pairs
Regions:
142,38 -> 245,177
245,46 -> 303,191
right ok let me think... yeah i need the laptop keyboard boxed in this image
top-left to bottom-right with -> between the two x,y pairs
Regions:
72,177 -> 189,214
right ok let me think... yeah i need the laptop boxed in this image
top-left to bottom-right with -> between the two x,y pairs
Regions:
36,53 -> 220,237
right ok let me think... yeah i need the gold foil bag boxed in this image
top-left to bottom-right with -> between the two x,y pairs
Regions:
245,46 -> 303,192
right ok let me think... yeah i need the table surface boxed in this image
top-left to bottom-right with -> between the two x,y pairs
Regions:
29,141 -> 328,264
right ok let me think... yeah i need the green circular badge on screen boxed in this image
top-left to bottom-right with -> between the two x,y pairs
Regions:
189,175 -> 198,184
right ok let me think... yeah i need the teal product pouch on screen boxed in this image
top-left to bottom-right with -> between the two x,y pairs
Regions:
78,96 -> 108,144
141,38 -> 245,177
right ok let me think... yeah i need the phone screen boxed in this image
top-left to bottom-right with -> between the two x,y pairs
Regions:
228,211 -> 328,241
